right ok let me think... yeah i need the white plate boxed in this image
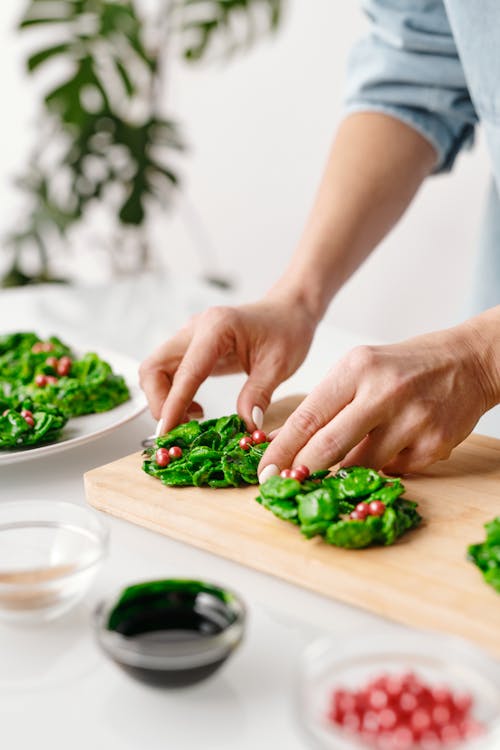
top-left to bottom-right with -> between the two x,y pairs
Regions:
0,347 -> 147,465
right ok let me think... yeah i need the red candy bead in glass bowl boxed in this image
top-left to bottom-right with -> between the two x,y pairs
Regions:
297,630 -> 500,750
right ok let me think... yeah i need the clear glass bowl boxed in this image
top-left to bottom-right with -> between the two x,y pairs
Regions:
0,500 -> 109,624
93,579 -> 246,688
297,630 -> 500,750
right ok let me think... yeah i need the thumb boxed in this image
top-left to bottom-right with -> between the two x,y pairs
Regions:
237,362 -> 283,431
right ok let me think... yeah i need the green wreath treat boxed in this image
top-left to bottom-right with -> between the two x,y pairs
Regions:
14,352 -> 130,417
0,402 -> 67,449
468,518 -> 500,594
0,331 -> 130,450
143,416 -> 270,488
145,417 -> 422,548
256,466 -> 422,549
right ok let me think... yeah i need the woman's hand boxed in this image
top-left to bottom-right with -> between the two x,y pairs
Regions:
139,292 -> 318,433
259,320 -> 498,480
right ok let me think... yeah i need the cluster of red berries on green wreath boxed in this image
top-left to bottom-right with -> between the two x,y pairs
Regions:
155,445 -> 183,468
33,345 -> 73,388
239,429 -> 268,450
2,406 -> 35,428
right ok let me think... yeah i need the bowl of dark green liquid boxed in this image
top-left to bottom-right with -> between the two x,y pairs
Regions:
93,579 -> 246,688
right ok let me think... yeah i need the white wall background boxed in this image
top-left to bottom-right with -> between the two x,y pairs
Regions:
0,1 -> 491,343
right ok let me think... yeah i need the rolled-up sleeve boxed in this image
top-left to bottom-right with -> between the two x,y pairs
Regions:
344,0 -> 478,173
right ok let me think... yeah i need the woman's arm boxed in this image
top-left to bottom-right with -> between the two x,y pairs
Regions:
140,112 -> 437,433
268,111 -> 437,322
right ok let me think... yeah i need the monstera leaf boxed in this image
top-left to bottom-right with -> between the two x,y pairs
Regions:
3,0 -> 285,286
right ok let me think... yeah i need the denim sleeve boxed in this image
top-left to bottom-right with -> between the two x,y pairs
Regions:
343,0 -> 478,173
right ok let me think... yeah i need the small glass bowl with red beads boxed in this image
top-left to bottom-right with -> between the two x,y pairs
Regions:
297,630 -> 500,750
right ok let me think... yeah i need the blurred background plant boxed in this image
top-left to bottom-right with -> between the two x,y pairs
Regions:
2,0 -> 284,287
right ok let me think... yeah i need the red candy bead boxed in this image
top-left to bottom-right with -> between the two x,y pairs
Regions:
392,726 -> 415,749
46,375 -> 59,385
402,671 -> 418,686
411,708 -> 432,733
432,705 -> 451,726
2,409 -> 10,417
341,712 -> 361,732
168,446 -> 183,460
337,692 -> 357,714
368,500 -> 386,516
24,415 -> 35,427
290,467 -> 307,482
295,464 -> 310,479
355,502 -> 370,519
155,448 -> 170,467
251,429 -> 267,444
440,724 -> 461,743
280,469 -> 292,478
326,671 -> 480,749
400,692 -> 418,713
239,436 -> 253,451
45,356 -> 58,369
32,341 -> 54,353
386,676 -> 405,697
378,708 -> 398,730
368,689 -> 388,710
20,409 -> 33,418
432,687 -> 452,704
57,356 -> 72,376
349,510 -> 364,521
35,374 -> 47,387
361,711 -> 379,733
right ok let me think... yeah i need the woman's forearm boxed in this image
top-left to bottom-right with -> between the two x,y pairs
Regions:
267,112 -> 438,322
462,305 -> 500,409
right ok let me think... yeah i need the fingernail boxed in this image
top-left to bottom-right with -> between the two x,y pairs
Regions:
154,418 -> 164,438
252,405 -> 264,430
258,464 -> 279,484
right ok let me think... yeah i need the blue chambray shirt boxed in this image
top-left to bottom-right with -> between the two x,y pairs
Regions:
343,0 -> 500,313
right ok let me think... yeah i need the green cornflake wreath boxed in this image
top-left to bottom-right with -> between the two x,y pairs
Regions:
143,414 -> 268,488
0,331 -> 130,449
468,517 -> 500,594
256,467 -> 422,549
144,416 -> 422,549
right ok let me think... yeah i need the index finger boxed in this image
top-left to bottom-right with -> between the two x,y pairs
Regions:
139,326 -> 193,420
258,367 -> 356,480
159,325 -> 231,432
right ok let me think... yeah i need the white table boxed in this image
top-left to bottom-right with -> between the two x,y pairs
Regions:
1,278 -> 499,750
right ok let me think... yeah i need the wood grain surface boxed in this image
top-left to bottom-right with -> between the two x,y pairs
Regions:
84,395 -> 500,656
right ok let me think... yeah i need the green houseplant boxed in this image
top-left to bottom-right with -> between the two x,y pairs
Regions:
2,0 -> 284,287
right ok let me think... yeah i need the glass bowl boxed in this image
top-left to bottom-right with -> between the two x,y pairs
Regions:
0,500 -> 109,624
93,579 -> 246,688
297,631 -> 500,750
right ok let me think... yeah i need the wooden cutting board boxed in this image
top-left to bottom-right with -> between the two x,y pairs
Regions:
84,395 -> 500,657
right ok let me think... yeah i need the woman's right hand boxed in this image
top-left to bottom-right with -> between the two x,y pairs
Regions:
139,292 -> 318,434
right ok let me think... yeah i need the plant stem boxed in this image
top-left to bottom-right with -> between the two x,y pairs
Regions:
33,234 -> 49,278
